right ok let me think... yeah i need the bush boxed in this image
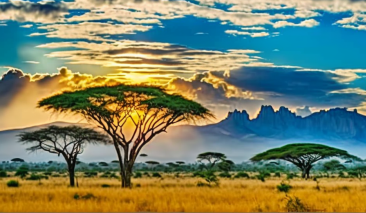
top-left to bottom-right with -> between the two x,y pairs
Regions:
285,195 -> 310,212
26,173 -> 48,181
15,165 -> 29,178
192,171 -> 205,178
101,184 -> 110,188
143,172 -> 150,177
134,172 -> 142,178
277,181 -> 292,193
234,172 -> 250,179
274,172 -> 281,178
152,172 -> 162,178
286,172 -> 298,180
218,172 -> 231,178
43,172 -> 52,176
7,180 -> 19,187
196,181 -> 206,187
338,171 -> 346,178
84,171 -> 98,177
0,170 -> 7,178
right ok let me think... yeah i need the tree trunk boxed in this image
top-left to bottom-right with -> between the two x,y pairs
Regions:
301,168 -> 306,179
306,168 -> 311,179
69,170 -> 75,187
301,166 -> 312,179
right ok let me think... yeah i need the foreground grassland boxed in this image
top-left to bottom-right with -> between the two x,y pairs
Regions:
1,175 -> 366,212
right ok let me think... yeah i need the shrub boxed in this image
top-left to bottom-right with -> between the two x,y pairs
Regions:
0,170 -> 7,178
152,172 -> 162,178
110,173 -> 118,179
143,172 -> 150,177
286,172 -> 298,180
26,173 -> 47,181
274,172 -> 281,178
135,183 -> 141,188
15,165 -> 29,178
218,172 -> 231,178
101,184 -> 110,188
84,171 -> 98,177
7,180 -> 19,187
285,195 -> 310,212
234,172 -> 250,179
277,181 -> 292,193
338,171 -> 346,178
43,172 -> 52,176
134,172 -> 142,178
196,181 -> 207,187
192,171 -> 205,178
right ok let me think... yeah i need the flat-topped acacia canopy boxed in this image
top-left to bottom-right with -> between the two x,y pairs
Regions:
38,85 -> 213,122
251,143 -> 360,161
251,143 -> 361,178
37,84 -> 213,188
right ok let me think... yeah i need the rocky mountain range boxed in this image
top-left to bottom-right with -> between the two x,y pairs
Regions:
1,105 -> 366,162
198,106 -> 366,142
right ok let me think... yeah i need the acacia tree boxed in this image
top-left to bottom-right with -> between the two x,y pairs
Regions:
197,152 -> 227,170
38,85 -> 213,188
251,143 -> 361,179
18,125 -> 110,187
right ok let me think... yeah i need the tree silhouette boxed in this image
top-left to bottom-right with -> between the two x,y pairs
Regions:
197,152 -> 226,170
38,85 -> 213,188
251,143 -> 360,179
11,158 -> 25,163
18,125 -> 109,187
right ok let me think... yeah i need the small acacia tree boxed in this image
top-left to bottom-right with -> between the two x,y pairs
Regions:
38,84 -> 213,188
251,143 -> 361,179
18,125 -> 110,187
197,152 -> 227,170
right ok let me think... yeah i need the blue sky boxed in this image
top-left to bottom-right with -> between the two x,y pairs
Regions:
1,0 -> 366,130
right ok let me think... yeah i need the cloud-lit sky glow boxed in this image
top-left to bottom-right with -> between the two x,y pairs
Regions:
1,0 -> 366,130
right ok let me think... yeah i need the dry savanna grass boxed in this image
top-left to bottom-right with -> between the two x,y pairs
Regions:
1,174 -> 366,212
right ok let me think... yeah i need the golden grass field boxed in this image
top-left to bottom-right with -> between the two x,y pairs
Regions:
2,173 -> 366,212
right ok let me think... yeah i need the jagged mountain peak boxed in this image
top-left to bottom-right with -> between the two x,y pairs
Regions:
219,105 -> 366,141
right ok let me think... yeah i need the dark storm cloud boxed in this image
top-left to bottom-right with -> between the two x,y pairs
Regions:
213,66 -> 366,107
215,67 -> 346,96
0,69 -> 31,108
169,66 -> 366,110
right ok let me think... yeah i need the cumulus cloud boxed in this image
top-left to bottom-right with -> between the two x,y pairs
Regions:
296,106 -> 312,117
225,30 -> 270,37
0,67 -> 125,130
36,40 -> 262,82
273,19 -> 320,28
0,0 -> 68,23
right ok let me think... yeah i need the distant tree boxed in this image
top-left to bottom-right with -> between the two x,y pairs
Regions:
11,158 -> 25,163
251,143 -> 360,179
15,165 -> 29,178
99,162 -> 109,167
218,160 -> 235,172
166,162 -> 178,167
176,161 -> 185,165
197,152 -> 226,170
38,85 -> 213,188
322,160 -> 346,171
145,161 -> 160,170
18,125 -> 109,187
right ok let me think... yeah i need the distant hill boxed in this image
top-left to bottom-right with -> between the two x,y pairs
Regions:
1,106 -> 366,163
